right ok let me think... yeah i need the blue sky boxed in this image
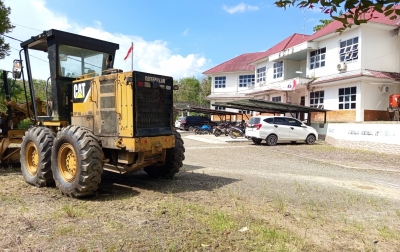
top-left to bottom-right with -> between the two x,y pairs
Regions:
0,0 -> 332,80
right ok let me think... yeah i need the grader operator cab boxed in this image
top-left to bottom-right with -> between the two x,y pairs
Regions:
7,29 -> 184,197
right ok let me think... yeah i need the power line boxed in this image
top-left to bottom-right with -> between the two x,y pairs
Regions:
12,23 -> 42,32
10,46 -> 48,63
3,34 -> 22,42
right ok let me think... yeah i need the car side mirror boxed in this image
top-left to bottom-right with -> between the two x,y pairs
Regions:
12,59 -> 22,79
301,124 -> 307,128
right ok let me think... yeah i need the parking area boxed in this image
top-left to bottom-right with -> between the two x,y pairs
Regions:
178,129 -> 400,173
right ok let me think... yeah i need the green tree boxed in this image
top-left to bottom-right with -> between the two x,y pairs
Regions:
173,76 -> 211,107
275,1 -> 400,32
313,19 -> 334,32
174,77 -> 200,104
198,76 -> 211,107
0,0 -> 14,59
32,78 -> 51,101
313,10 -> 343,32
0,71 -> 24,111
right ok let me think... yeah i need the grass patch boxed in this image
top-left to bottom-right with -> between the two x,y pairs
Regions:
154,197 -> 309,251
378,226 -> 400,241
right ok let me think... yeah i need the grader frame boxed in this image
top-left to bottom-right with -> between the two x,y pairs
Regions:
2,29 -> 184,198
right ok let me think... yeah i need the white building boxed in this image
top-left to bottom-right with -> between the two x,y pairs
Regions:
204,8 -> 400,123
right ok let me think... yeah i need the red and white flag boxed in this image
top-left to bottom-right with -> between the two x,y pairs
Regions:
124,45 -> 133,60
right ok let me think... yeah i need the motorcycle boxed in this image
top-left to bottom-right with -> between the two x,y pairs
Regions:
213,122 -> 231,137
228,123 -> 246,139
194,124 -> 213,135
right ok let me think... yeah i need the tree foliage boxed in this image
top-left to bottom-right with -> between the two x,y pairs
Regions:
313,10 -> 343,31
0,0 -> 14,59
0,71 -> 23,111
0,72 -> 49,112
275,1 -> 400,32
173,76 -> 211,108
313,19 -> 334,31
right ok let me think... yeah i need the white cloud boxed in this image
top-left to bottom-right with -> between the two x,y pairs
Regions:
223,2 -> 259,14
0,0 -> 208,80
183,28 -> 189,36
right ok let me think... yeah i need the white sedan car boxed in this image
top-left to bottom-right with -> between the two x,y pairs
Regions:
245,116 -> 318,146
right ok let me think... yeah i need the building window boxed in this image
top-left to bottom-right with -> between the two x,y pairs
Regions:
273,62 -> 283,79
214,76 -> 226,88
310,48 -> 326,70
239,75 -> 255,87
238,109 -> 251,114
272,96 -> 281,102
310,91 -> 324,108
215,106 -> 226,110
257,67 -> 266,83
338,87 -> 356,109
339,37 -> 358,62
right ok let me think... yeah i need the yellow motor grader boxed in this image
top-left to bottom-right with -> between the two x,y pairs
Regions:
3,29 -> 185,198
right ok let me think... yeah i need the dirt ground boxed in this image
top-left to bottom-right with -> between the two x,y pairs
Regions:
0,135 -> 400,251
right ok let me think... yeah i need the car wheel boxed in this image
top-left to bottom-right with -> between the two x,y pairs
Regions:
266,134 -> 278,146
188,126 -> 194,131
252,139 -> 262,145
305,134 -> 316,145
290,141 -> 297,144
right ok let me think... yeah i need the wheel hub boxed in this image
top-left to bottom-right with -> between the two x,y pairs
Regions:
58,143 -> 77,182
25,142 -> 39,175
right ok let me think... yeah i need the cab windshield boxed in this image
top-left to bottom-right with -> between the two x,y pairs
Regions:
58,44 -> 108,78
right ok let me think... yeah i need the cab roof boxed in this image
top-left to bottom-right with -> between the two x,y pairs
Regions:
20,29 -> 119,54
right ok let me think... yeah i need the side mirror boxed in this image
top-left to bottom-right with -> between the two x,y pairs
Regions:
59,54 -> 68,61
173,85 -> 179,90
12,59 -> 22,79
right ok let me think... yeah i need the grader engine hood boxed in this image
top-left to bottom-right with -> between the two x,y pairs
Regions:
71,71 -> 174,139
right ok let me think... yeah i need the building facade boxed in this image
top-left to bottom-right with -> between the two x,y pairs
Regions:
203,8 -> 400,123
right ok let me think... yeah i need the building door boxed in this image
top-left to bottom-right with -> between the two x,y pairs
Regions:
300,96 -> 305,121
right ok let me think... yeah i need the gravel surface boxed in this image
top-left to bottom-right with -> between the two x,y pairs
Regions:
180,130 -> 400,251
1,130 -> 399,251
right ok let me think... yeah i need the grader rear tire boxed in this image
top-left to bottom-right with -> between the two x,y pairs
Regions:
144,131 -> 185,179
20,127 -> 55,187
51,126 -> 103,198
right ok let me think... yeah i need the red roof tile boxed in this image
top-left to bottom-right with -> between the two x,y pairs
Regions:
252,33 -> 310,62
204,6 -> 400,75
203,52 -> 263,74
308,6 -> 400,41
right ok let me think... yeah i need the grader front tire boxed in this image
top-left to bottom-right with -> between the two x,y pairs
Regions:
144,131 -> 185,179
20,127 -> 55,187
51,126 -> 103,198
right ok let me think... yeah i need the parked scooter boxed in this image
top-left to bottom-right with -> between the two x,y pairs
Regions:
228,120 -> 246,139
194,124 -> 213,135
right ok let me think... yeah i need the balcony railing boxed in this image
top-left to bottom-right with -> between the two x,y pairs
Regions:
242,77 -> 313,95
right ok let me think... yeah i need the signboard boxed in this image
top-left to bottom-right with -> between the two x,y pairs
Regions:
281,79 -> 297,91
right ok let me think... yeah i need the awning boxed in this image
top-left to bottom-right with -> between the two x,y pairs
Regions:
175,106 -> 249,121
212,99 -> 329,124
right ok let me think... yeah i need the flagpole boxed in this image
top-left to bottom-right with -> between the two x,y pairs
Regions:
131,42 -> 133,71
